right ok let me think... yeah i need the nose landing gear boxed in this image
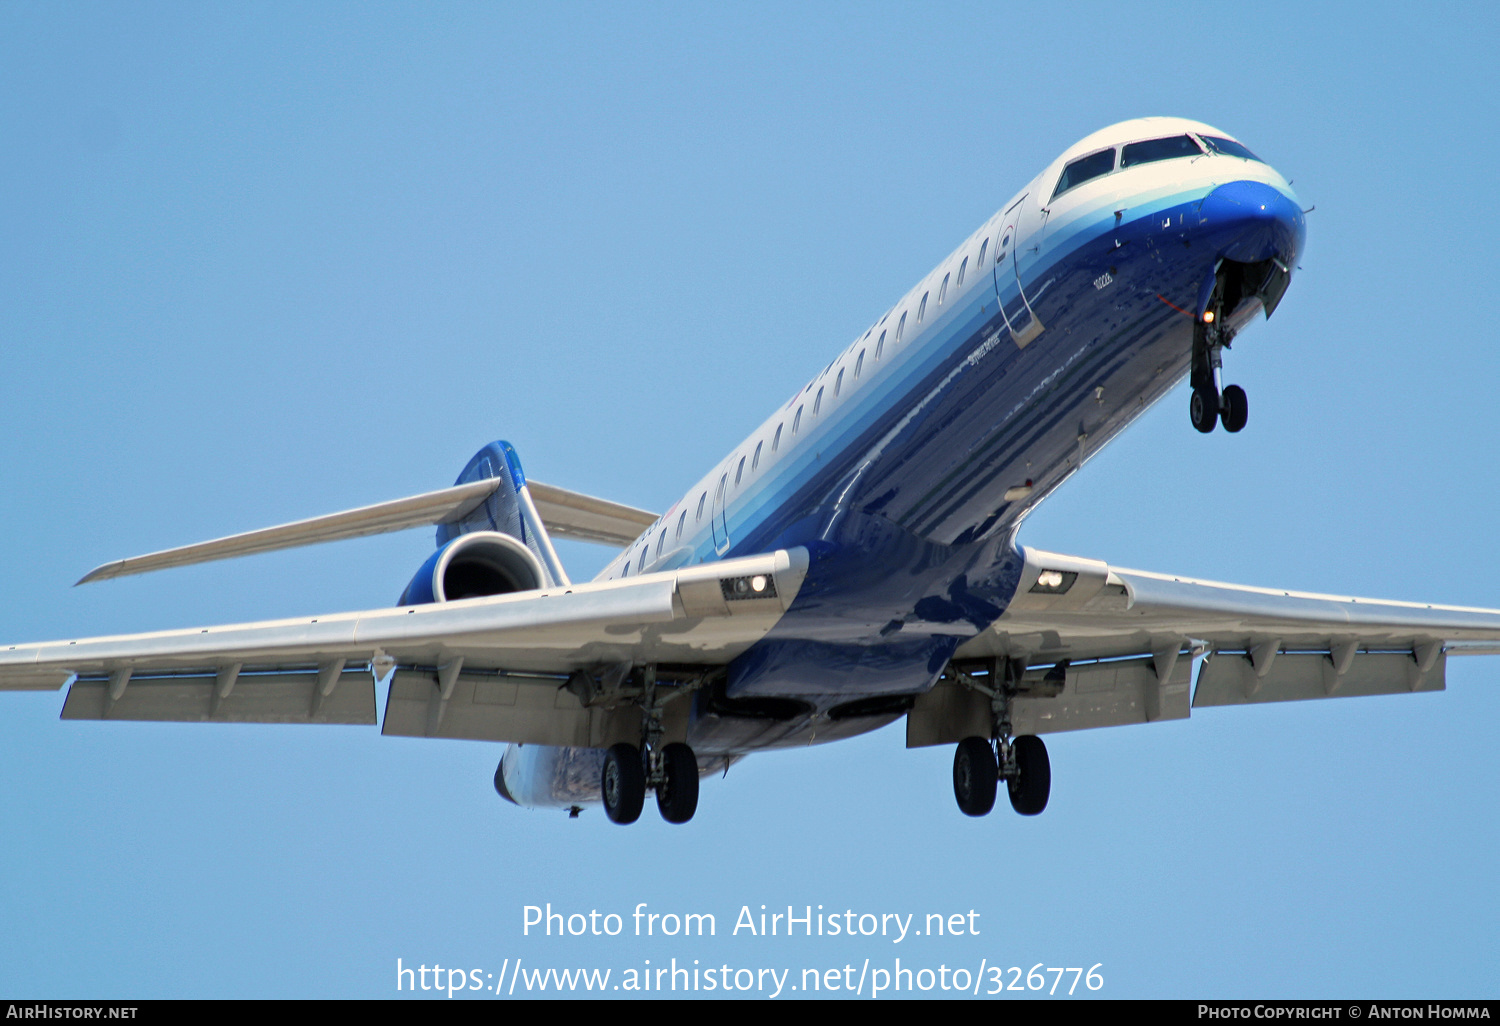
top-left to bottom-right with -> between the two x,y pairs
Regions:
1189,281 -> 1249,434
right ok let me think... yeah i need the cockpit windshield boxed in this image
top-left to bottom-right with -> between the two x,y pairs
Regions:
1051,149 -> 1116,201
1049,130 -> 1264,203
1200,135 -> 1263,163
1120,134 -> 1203,168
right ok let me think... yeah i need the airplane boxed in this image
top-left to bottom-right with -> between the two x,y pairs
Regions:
6,115 -> 1499,826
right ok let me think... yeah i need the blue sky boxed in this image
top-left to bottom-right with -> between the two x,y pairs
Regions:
2,1 -> 1498,999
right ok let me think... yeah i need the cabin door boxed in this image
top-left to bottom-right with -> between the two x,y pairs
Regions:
995,193 -> 1046,348
710,474 -> 731,556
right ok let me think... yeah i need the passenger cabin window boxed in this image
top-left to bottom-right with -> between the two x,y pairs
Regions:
854,350 -> 864,379
939,273 -> 949,304
875,330 -> 886,360
1051,148 -> 1116,200
813,387 -> 823,415
1201,135 -> 1263,163
917,292 -> 928,322
656,530 -> 665,556
676,510 -> 686,538
735,456 -> 745,485
696,492 -> 706,520
834,367 -> 844,396
895,312 -> 906,344
792,405 -> 803,434
977,239 -> 988,267
752,440 -> 762,469
956,257 -> 967,287
773,423 -> 783,451
1121,134 -> 1202,168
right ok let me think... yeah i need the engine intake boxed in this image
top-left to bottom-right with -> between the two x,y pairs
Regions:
398,531 -> 546,605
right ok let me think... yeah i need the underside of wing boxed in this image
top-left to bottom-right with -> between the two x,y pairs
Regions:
3,550 -> 808,745
911,546 -> 1500,746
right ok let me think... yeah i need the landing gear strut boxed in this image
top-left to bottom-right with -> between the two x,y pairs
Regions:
1189,291 -> 1248,434
949,658 -> 1051,818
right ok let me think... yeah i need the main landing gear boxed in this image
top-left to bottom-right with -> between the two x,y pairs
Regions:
953,733 -> 1051,817
949,659 -> 1051,818
599,665 -> 702,826
1189,294 -> 1248,434
601,741 -> 699,824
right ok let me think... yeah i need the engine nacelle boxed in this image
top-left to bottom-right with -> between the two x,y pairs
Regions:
398,530 -> 546,605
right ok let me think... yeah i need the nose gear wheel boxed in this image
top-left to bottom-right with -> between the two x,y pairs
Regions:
1220,384 -> 1248,433
1191,386 -> 1219,433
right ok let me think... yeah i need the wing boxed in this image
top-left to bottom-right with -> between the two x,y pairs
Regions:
2,549 -> 808,747
909,546 -> 1500,745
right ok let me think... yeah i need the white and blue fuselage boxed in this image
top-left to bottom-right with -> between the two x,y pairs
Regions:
501,117 -> 1306,806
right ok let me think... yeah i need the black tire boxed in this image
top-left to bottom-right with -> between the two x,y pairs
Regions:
1220,384 -> 1248,433
601,743 -> 646,825
953,736 -> 998,817
1190,387 -> 1219,433
656,742 -> 700,824
1007,734 -> 1051,816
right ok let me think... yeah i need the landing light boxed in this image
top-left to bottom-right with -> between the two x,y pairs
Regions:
1029,569 -> 1078,595
1202,310 -> 1215,324
721,574 -> 778,601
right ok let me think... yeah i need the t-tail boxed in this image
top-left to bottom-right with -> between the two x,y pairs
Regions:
397,442 -> 571,604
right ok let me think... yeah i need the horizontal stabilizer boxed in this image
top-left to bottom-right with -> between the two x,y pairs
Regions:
77,479 -> 659,585
527,481 -> 659,546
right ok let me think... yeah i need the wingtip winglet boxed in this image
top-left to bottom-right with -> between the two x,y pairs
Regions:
75,563 -> 120,586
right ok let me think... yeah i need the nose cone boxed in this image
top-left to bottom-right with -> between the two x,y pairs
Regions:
1199,179 -> 1306,265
